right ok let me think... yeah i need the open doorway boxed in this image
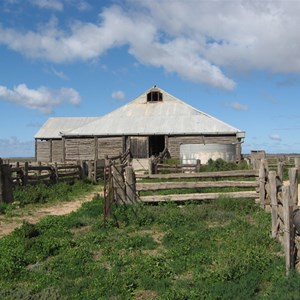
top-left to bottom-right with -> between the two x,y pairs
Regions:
149,135 -> 165,157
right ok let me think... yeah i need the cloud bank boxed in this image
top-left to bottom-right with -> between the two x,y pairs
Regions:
0,84 -> 81,113
1,1 -> 300,90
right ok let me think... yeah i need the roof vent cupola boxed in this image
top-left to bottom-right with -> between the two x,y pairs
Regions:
147,87 -> 163,102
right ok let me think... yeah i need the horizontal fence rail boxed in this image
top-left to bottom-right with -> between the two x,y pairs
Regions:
137,169 -> 259,203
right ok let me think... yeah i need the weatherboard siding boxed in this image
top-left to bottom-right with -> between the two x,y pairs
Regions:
52,140 -> 63,162
98,137 -> 123,159
65,138 -> 94,161
36,140 -> 51,162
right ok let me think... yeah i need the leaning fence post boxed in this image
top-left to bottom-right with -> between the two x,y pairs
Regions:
282,186 -> 295,274
289,168 -> 298,207
125,166 -> 136,204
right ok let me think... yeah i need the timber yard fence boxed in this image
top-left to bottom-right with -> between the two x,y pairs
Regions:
2,152 -> 300,273
104,155 -> 300,274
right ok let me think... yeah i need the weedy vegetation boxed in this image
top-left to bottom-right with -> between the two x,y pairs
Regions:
0,192 -> 299,299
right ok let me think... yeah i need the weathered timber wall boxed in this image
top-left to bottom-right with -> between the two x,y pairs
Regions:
36,140 -> 51,162
65,138 -> 94,161
168,135 -> 238,159
52,140 -> 63,162
98,137 -> 123,159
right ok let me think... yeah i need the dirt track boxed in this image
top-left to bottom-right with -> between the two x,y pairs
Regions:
0,186 -> 103,238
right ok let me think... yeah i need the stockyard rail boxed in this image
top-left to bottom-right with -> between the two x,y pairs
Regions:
104,157 -> 300,274
137,169 -> 259,203
0,158 -> 107,204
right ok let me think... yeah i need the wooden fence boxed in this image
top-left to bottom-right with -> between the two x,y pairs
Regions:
103,149 -> 133,221
136,169 -> 259,203
103,156 -> 300,274
256,159 -> 300,274
0,159 -> 87,204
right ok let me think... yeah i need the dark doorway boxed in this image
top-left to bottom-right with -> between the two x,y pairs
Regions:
149,135 -> 165,156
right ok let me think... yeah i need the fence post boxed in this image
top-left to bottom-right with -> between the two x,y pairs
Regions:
112,164 -> 126,204
282,186 -> 295,274
148,156 -> 154,175
0,158 -> 3,204
289,168 -> 298,207
196,159 -> 201,172
23,162 -> 29,186
80,161 -> 87,180
259,160 -> 266,208
295,158 -> 300,169
269,171 -> 278,239
0,159 -> 14,204
93,160 -> 98,183
277,161 -> 284,182
125,166 -> 136,204
54,162 -> 59,183
88,160 -> 92,181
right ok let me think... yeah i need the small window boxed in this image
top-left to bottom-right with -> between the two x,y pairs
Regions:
147,90 -> 163,102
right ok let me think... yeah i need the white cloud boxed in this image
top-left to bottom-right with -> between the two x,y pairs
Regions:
30,0 -> 63,11
49,67 -> 69,80
270,134 -> 282,141
0,84 -> 81,113
1,1 -> 300,89
112,90 -> 125,100
228,102 -> 249,111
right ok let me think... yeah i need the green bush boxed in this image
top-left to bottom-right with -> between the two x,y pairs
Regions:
201,158 -> 249,172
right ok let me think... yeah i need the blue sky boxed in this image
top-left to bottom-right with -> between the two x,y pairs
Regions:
1,0 -> 300,157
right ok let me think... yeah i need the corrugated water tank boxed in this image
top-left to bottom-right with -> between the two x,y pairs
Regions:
180,144 -> 236,164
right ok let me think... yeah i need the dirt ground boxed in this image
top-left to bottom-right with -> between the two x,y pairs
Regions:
0,185 -> 103,239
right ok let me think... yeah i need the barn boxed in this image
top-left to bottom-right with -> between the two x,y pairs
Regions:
35,86 -> 245,163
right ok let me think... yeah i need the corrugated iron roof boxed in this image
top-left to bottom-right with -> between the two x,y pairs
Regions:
34,117 -> 98,139
64,87 -> 243,136
35,87 -> 244,139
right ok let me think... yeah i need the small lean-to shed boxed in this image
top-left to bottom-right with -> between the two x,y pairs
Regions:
35,86 -> 245,163
34,117 -> 98,162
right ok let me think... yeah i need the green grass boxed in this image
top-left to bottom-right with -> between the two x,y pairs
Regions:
0,195 -> 297,299
0,180 -> 95,215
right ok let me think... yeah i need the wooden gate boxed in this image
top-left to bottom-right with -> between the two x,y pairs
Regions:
130,137 -> 148,158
